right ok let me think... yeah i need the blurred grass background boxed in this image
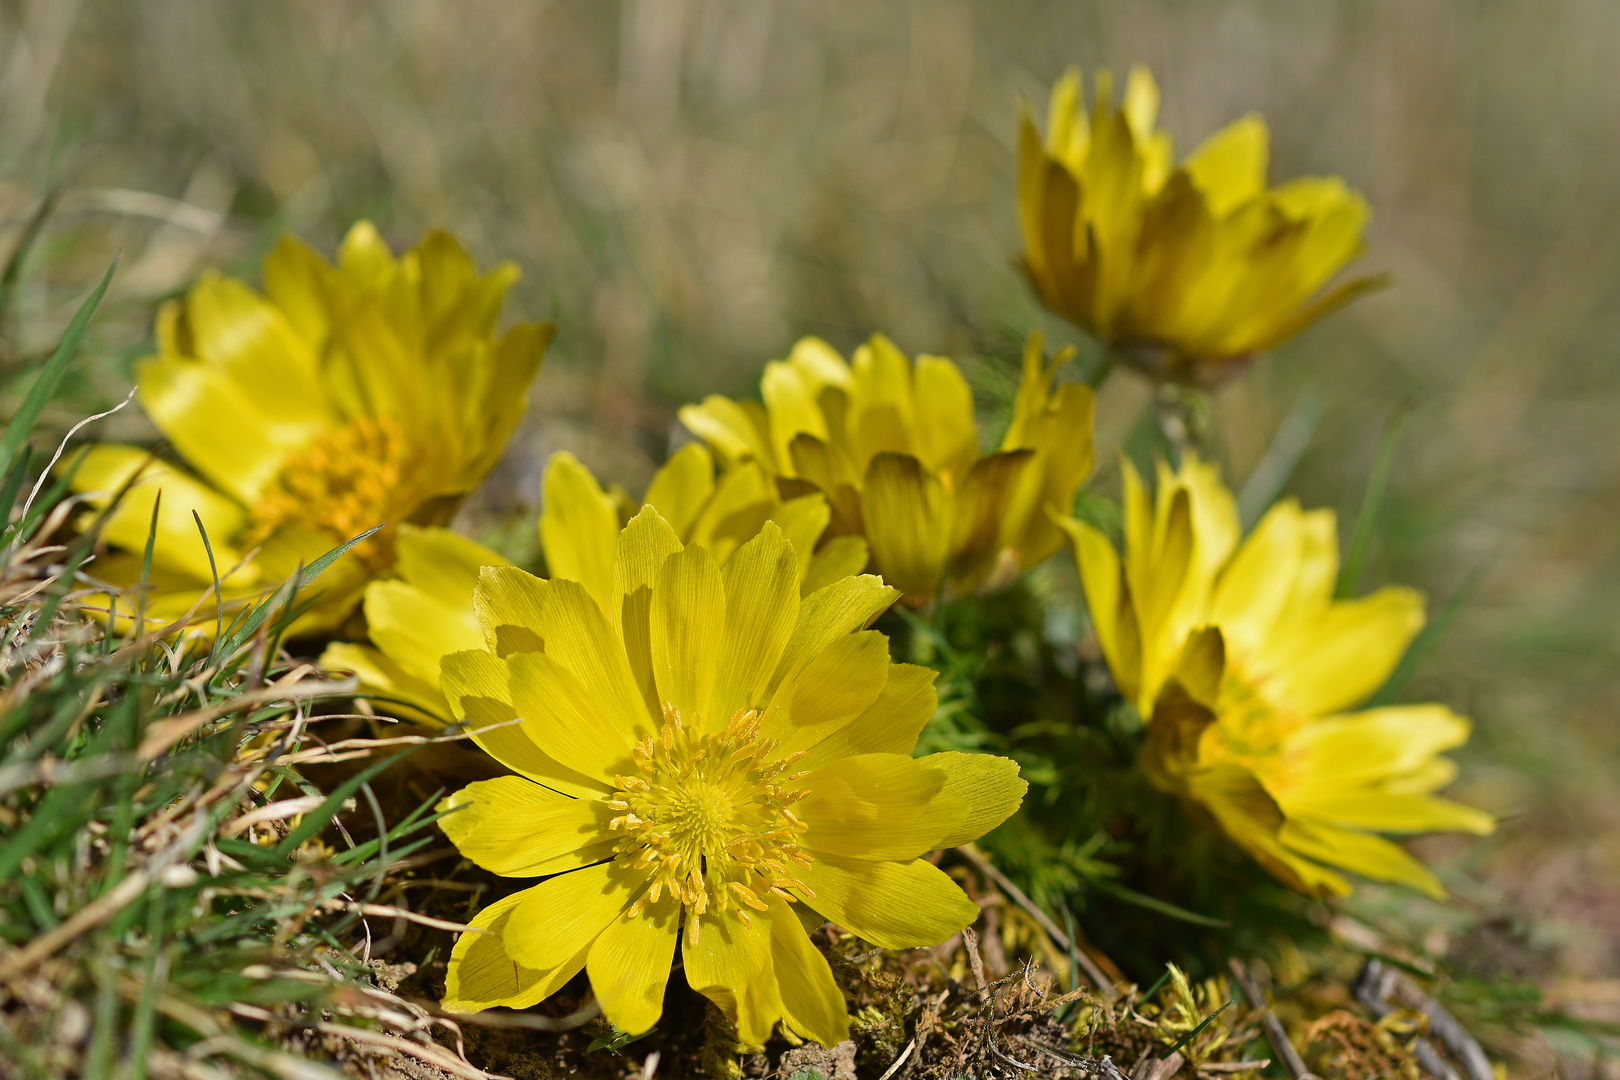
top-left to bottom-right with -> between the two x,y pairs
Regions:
1,0 -> 1617,1018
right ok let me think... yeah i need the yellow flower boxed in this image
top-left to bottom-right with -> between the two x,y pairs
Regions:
1055,456 -> 1493,898
679,333 -> 1094,601
70,222 -> 551,635
322,444 -> 870,721
437,509 -> 1026,1042
1019,66 -> 1385,384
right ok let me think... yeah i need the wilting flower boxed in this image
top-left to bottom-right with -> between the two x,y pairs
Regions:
437,510 -> 1026,1042
1019,66 -> 1385,384
679,333 -> 1093,601
1056,456 -> 1493,897
321,444 -> 869,721
71,222 -> 550,634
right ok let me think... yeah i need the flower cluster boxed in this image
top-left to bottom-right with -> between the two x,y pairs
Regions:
679,333 -> 1094,601
434,514 -> 1024,1040
1056,456 -> 1493,898
1019,66 -> 1384,384
72,223 -> 551,634
73,60 -> 1496,1051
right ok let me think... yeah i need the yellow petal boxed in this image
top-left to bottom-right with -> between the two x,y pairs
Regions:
1000,337 -> 1095,569
394,524 -> 509,602
768,630 -> 890,753
319,641 -> 448,724
682,910 -> 782,1048
507,651 -> 637,784
797,663 -> 938,769
679,396 -> 773,471
503,861 -> 641,982
336,220 -> 396,290
764,574 -> 899,703
540,452 -> 620,613
1184,763 -> 1351,899
261,234 -> 337,348
762,360 -> 830,472
613,507 -> 686,719
643,442 -> 717,540
540,577 -> 656,738
1121,65 -> 1161,150
1184,114 -> 1268,217
860,452 -> 951,598
787,433 -> 863,529
767,493 -> 831,582
364,579 -> 484,688
1055,514 -> 1139,706
1278,820 -> 1444,899
798,754 -> 955,860
1266,587 -> 1425,715
1281,705 -> 1471,793
713,523 -> 801,723
1208,499 -> 1306,656
1045,67 -> 1089,172
849,335 -> 918,471
69,444 -> 249,584
786,336 -> 855,394
766,895 -> 849,1045
649,544 -> 725,725
685,460 -> 777,566
587,892 -> 681,1036
924,752 -> 1028,848
135,354 -> 317,506
439,649 -> 604,798
181,272 -> 332,431
794,853 -> 979,950
437,778 -> 613,876
802,535 -> 869,597
442,889 -> 550,1013
473,566 -> 549,658
947,450 -> 1033,588
1282,792 -> 1494,836
912,356 -> 977,481
466,322 -> 551,484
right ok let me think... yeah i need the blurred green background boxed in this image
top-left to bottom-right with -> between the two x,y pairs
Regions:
2,0 -> 1616,1028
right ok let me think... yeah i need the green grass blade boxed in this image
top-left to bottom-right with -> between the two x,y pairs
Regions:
1164,999 -> 1234,1058
1090,877 -> 1231,928
273,747 -> 417,859
0,254 -> 119,479
215,526 -> 383,659
1368,561 -> 1490,707
135,490 -> 162,636
1237,388 -> 1326,528
0,189 -> 59,314
193,510 -> 225,646
0,445 -> 30,526
1336,399 -> 1413,599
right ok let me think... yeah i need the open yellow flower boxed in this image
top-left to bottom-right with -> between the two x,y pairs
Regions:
70,222 -> 551,635
437,509 -> 1026,1042
321,444 -> 870,721
679,333 -> 1093,601
1056,456 -> 1493,898
1020,66 -> 1385,384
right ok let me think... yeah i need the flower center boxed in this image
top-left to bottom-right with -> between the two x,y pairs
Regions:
243,416 -> 416,570
610,704 -> 814,929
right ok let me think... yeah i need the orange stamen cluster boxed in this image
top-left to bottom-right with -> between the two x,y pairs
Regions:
245,416 -> 418,569
609,703 -> 814,929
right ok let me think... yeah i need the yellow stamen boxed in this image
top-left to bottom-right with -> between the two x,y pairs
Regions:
610,703 -> 813,924
244,416 -> 419,570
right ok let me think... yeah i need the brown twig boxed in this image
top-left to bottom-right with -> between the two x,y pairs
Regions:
1353,959 -> 1492,1080
1229,958 -> 1317,1080
956,844 -> 1115,994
